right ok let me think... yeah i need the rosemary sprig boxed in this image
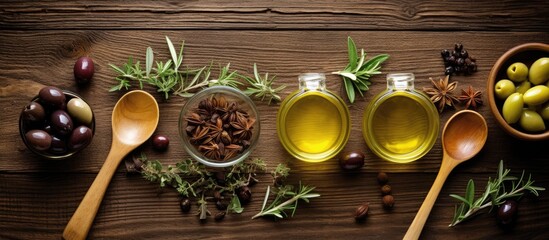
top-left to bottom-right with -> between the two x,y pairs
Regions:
449,160 -> 545,226
252,163 -> 320,219
332,36 -> 389,103
110,36 -> 285,103
241,63 -> 286,105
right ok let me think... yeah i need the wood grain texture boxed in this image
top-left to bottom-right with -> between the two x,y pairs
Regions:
1,1 -> 549,239
0,0 -> 548,31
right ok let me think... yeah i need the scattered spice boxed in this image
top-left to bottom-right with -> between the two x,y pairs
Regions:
382,195 -> 395,209
441,43 -> 477,75
381,185 -> 392,195
185,96 -> 255,161
214,211 -> 226,221
355,203 -> 370,222
377,172 -> 389,185
458,85 -> 483,110
423,76 -> 459,113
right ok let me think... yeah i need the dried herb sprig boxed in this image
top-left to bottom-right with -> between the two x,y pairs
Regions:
332,36 -> 389,103
110,36 -> 285,103
138,153 -> 267,221
252,163 -> 320,219
449,160 -> 545,226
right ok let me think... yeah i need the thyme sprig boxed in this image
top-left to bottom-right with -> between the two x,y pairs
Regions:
110,36 -> 285,103
252,163 -> 320,219
138,153 -> 267,220
332,36 -> 389,103
449,160 -> 545,226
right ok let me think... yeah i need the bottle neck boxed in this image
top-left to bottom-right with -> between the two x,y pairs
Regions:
387,73 -> 415,91
299,73 -> 326,92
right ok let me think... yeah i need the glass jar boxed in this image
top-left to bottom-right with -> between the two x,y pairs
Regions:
363,73 -> 439,163
277,73 -> 350,162
179,86 -> 260,167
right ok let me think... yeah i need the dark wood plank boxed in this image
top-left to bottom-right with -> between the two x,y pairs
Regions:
1,172 -> 548,239
0,1 -> 548,31
1,30 -> 548,173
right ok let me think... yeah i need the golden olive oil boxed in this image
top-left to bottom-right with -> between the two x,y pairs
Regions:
277,73 -> 350,162
363,73 -> 439,163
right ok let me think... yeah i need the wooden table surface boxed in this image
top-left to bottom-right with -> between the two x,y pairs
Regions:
1,1 -> 549,239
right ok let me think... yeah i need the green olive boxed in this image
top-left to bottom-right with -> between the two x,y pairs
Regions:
506,62 -> 529,82
529,57 -> 549,85
523,85 -> 549,106
540,102 -> 549,121
502,93 -> 524,124
519,110 -> 546,132
494,79 -> 515,100
515,81 -> 531,95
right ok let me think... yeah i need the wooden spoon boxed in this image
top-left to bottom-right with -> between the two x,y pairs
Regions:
63,90 -> 159,240
403,110 -> 487,240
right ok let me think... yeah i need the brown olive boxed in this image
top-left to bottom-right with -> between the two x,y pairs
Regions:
151,134 -> 169,151
237,186 -> 252,204
39,86 -> 66,109
74,57 -> 95,85
25,130 -> 52,151
50,110 -> 73,136
497,200 -> 518,226
68,126 -> 92,150
22,102 -> 45,123
49,135 -> 67,154
339,151 -> 365,170
179,198 -> 191,213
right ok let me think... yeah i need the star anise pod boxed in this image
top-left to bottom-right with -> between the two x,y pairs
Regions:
423,75 -> 459,113
458,85 -> 483,110
231,115 -> 255,141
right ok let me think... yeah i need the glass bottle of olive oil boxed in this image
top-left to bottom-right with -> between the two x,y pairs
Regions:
277,73 -> 350,162
363,73 -> 439,163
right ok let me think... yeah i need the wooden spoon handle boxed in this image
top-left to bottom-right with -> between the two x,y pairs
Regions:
63,146 -> 128,240
403,160 -> 455,240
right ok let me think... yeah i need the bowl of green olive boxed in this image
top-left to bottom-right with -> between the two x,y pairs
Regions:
487,43 -> 549,141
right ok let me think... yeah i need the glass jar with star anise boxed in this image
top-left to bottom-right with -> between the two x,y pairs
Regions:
179,86 -> 260,167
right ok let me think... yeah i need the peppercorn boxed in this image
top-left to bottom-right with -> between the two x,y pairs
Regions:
382,195 -> 395,209
237,186 -> 252,204
377,172 -> 389,185
214,211 -> 226,221
180,198 -> 191,213
381,184 -> 392,195
354,203 -> 369,222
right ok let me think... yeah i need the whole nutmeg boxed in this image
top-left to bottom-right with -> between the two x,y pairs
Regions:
180,198 -> 191,213
377,172 -> 389,185
355,203 -> 369,221
382,195 -> 395,209
381,184 -> 392,195
237,186 -> 252,204
339,151 -> 365,170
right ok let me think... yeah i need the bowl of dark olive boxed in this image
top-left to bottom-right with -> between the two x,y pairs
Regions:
178,86 -> 260,167
19,86 -> 95,160
487,43 -> 549,141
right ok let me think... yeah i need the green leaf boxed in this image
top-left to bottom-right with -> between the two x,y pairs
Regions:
343,77 -> 355,103
449,194 -> 469,205
145,47 -> 153,77
166,36 -> 179,71
465,179 -> 475,206
228,195 -> 244,214
347,36 -> 358,70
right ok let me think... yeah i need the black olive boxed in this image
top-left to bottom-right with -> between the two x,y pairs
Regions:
339,151 -> 365,170
25,130 -> 52,151
39,86 -> 66,110
68,126 -> 92,150
497,200 -> 518,226
49,135 -> 67,154
151,134 -> 169,151
50,110 -> 73,136
74,57 -> 95,85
